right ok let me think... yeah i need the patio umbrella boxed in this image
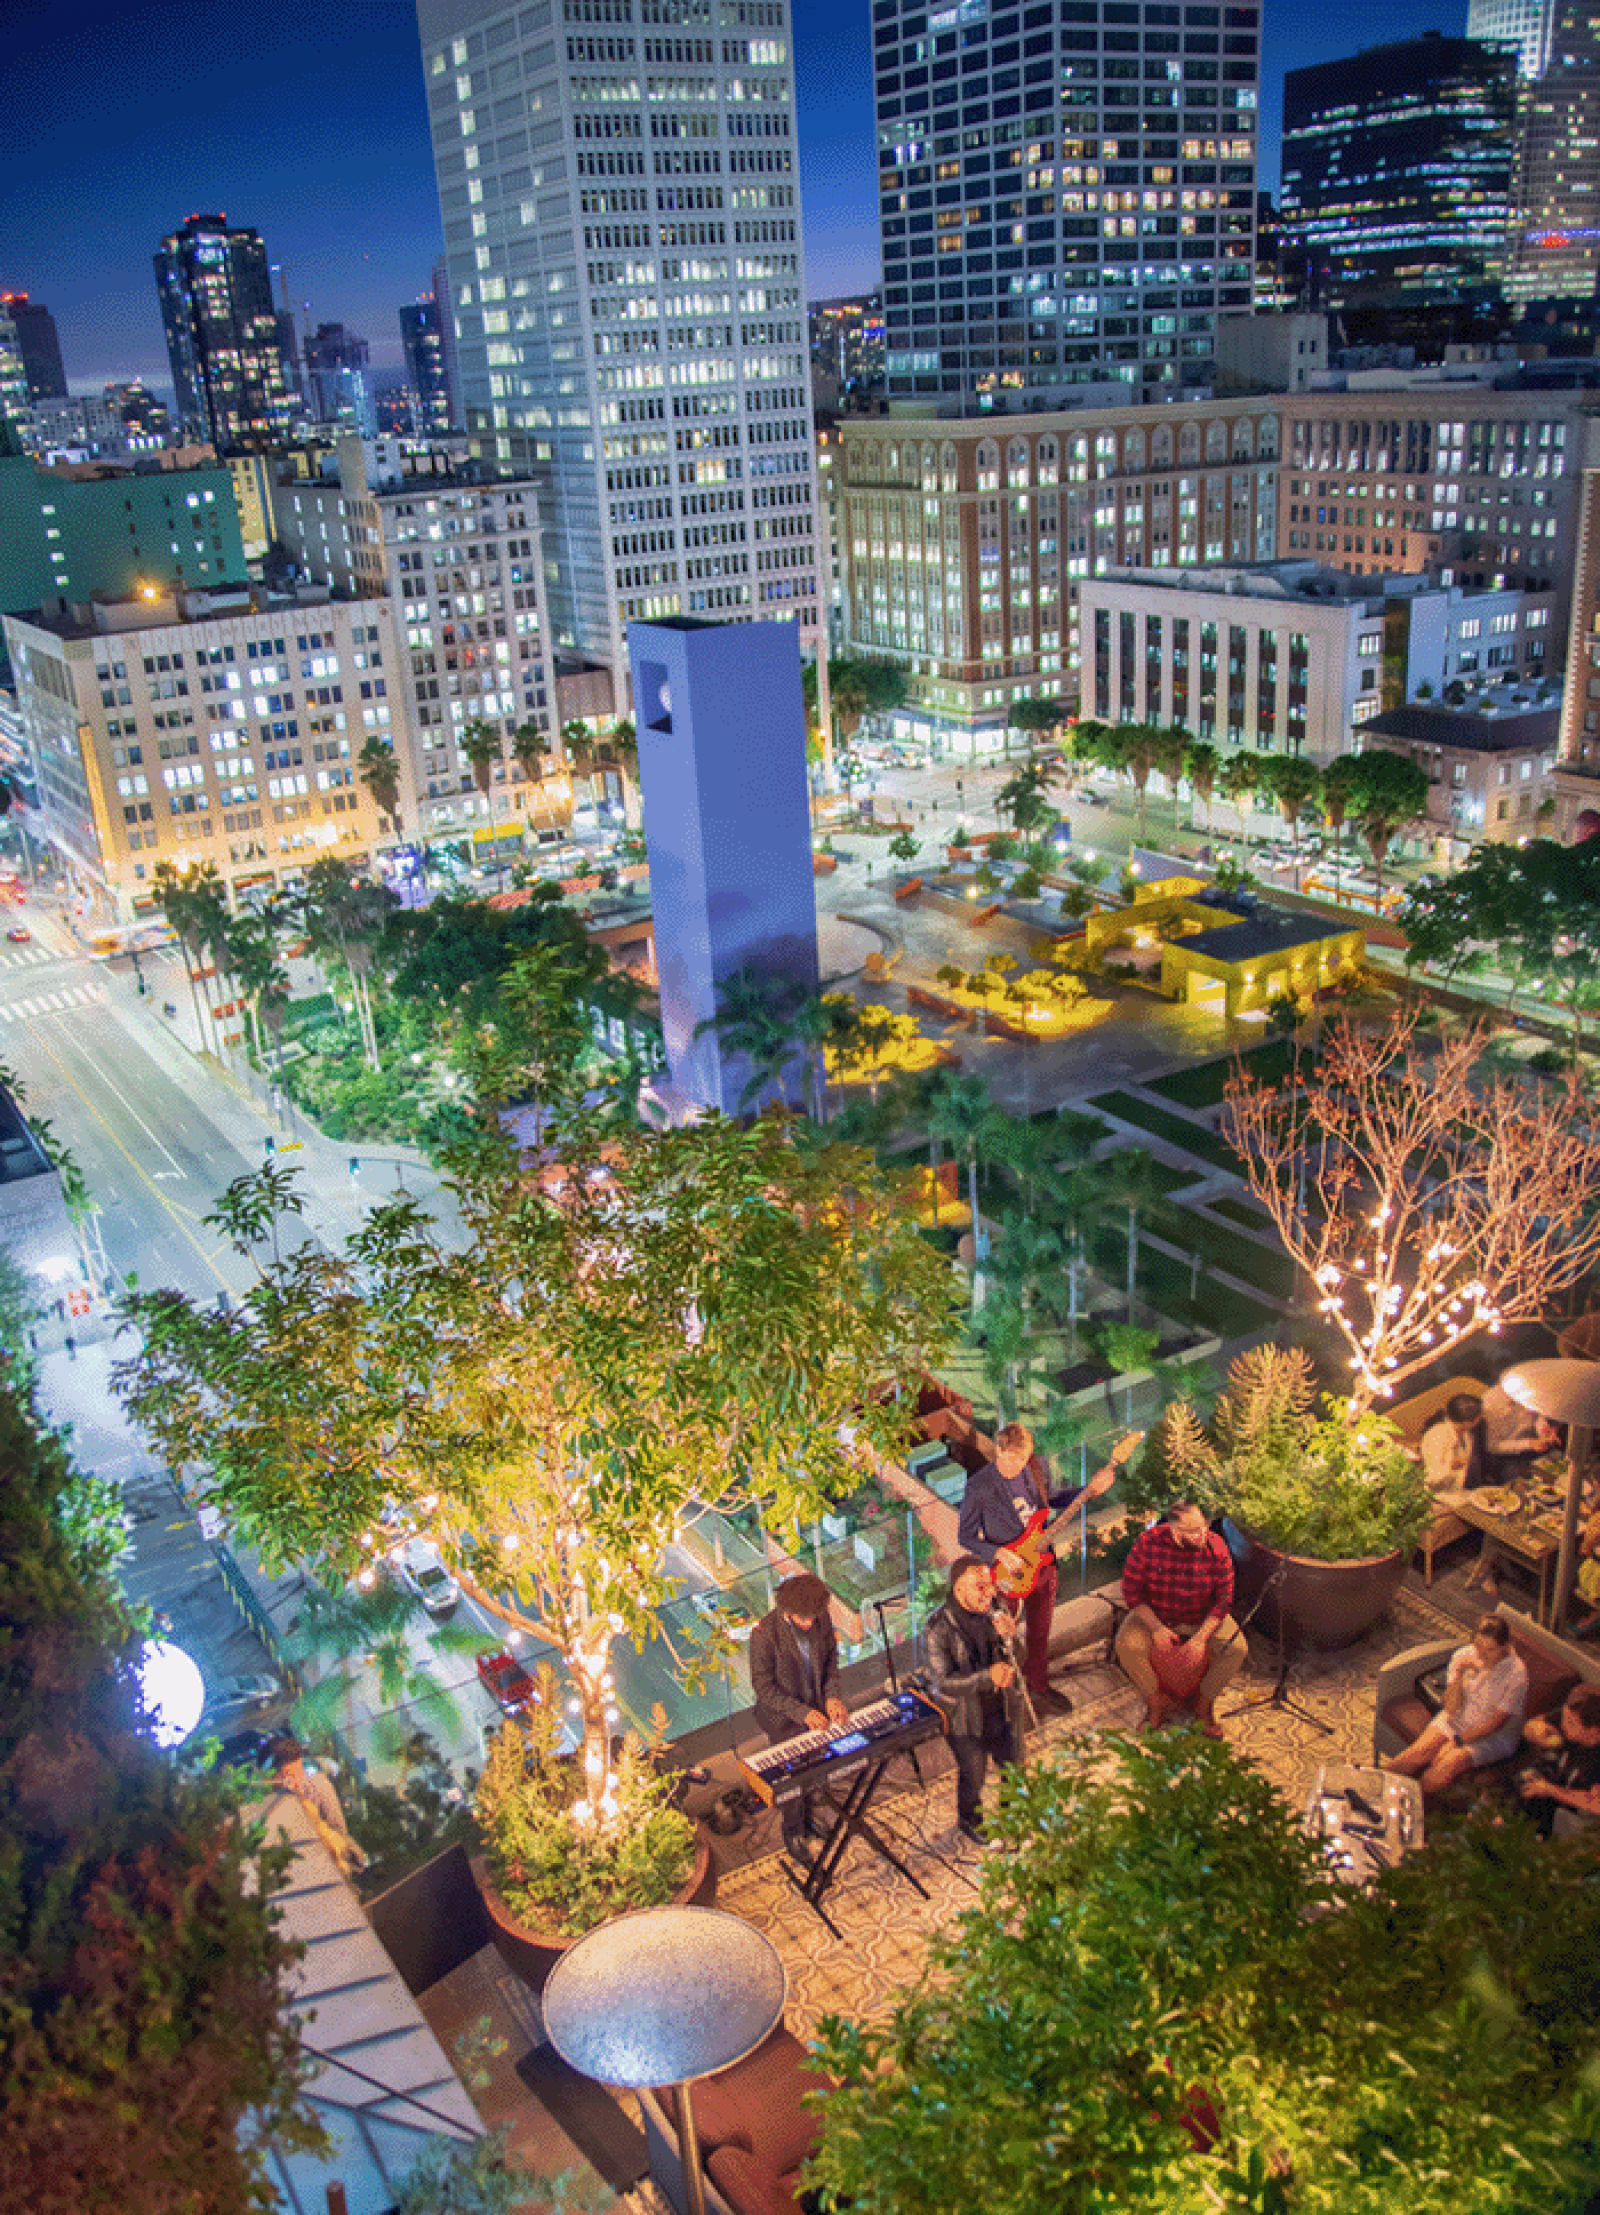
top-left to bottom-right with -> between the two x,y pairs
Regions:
1498,1359 -> 1600,1630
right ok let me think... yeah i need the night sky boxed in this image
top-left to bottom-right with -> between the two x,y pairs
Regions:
2,0 -> 1466,394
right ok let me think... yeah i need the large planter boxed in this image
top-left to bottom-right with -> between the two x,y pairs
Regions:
1229,1524 -> 1409,1652
472,1825 -> 716,1994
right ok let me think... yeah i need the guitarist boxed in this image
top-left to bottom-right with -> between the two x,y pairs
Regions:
958,1422 -> 1115,1719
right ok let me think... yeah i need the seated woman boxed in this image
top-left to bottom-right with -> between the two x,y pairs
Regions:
1416,1393 -> 1485,1504
1383,1614 -> 1529,1799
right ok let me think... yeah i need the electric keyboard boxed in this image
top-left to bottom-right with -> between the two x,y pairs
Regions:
739,1688 -> 946,1805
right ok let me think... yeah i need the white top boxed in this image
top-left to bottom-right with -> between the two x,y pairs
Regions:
1447,1644 -> 1528,1737
1421,1421 -> 1472,1496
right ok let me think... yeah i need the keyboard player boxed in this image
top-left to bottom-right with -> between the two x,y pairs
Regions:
750,1572 -> 849,1867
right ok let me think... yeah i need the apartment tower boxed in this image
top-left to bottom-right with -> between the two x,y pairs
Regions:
154,215 -> 296,453
415,0 -> 821,689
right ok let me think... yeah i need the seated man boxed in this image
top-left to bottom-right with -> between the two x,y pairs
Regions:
1511,1685 -> 1600,1838
1115,1502 -> 1245,1739
1383,1613 -> 1529,1800
1480,1380 -> 1560,1487
749,1572 -> 848,1868
926,1554 -> 1024,1847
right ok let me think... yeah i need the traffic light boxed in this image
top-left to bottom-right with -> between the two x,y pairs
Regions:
349,1158 -> 360,1177
264,1136 -> 275,1154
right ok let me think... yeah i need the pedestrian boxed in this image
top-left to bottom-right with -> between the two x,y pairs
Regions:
269,1735 -> 367,1877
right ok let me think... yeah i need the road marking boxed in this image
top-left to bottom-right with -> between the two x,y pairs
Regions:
23,1029 -> 227,1287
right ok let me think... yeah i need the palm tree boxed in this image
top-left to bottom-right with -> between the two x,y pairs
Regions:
1218,752 -> 1259,845
152,858 -> 233,1058
1184,737 -> 1221,838
1321,753 -> 1360,895
694,966 -> 808,1113
358,736 -> 403,840
298,856 -> 394,1072
926,1070 -> 1001,1299
604,715 -> 640,829
460,717 -> 503,868
1098,1145 -> 1161,1322
1260,754 -> 1322,875
510,719 -> 549,833
1348,749 -> 1429,905
1154,724 -> 1191,831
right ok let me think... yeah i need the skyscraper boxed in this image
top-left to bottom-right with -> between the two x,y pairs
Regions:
1506,0 -> 1600,301
0,294 -> 66,400
153,214 -> 295,453
399,295 -> 452,434
302,323 -> 377,435
1467,0 -> 1559,79
1281,35 -> 1516,306
415,0 -> 820,685
871,0 -> 1260,405
431,254 -> 462,430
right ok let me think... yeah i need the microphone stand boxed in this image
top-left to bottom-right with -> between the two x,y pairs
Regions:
871,1594 -> 929,1788
992,1605 -> 1038,1733
1222,1552 -> 1329,1732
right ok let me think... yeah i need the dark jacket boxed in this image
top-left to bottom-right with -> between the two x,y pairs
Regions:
749,1606 -> 841,1740
958,1456 -> 1045,1564
926,1596 -> 1025,1738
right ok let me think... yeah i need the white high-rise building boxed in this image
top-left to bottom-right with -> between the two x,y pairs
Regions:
1467,0 -> 1558,80
871,0 -> 1260,405
414,0 -> 821,693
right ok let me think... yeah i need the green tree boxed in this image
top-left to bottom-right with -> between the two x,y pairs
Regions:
1,1381 -> 318,2212
695,965 -> 812,1113
1347,747 -> 1429,899
358,733 -> 403,837
1403,838 -> 1600,1064
510,719 -> 550,830
888,828 -> 922,867
812,1733 -> 1600,2215
1259,753 -> 1323,871
1006,694 -> 1067,755
1153,722 -> 1190,830
153,857 -> 233,1057
115,1115 -> 953,1823
995,757 -> 1060,836
386,884 -> 605,1033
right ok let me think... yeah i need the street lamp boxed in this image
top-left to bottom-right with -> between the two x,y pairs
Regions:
1499,1359 -> 1600,1627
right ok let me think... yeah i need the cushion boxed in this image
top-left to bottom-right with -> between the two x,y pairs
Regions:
691,2026 -> 824,2180
1517,1642 -> 1578,1723
1383,1693 -> 1434,1748
1151,1639 -> 1207,1705
707,2143 -> 803,2215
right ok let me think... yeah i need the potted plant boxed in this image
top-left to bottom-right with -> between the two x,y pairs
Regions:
470,1685 -> 712,1989
1147,1345 -> 1430,1648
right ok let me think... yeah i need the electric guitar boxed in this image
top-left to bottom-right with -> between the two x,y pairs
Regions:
991,1430 -> 1144,1600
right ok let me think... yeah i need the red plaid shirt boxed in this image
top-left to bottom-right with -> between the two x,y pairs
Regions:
1123,1521 -> 1234,1628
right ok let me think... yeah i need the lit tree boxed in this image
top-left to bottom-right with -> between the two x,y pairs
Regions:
1217,751 -> 1259,843
1224,1009 -> 1600,1410
1184,736 -> 1221,836
1346,747 -> 1430,900
1259,752 -> 1322,871
460,717 -> 504,861
358,733 -> 403,838
114,1113 -> 953,1825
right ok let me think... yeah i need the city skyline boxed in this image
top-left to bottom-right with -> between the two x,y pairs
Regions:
6,0 -> 1467,394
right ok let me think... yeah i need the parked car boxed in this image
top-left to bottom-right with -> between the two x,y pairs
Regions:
690,1586 -> 758,1641
7,924 -> 32,943
476,1648 -> 538,1712
200,1672 -> 287,1728
390,1536 -> 461,1616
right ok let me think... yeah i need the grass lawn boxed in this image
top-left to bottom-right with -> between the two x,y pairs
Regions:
1087,1089 -> 1242,1174
1207,1193 -> 1275,1232
1142,1038 -> 1307,1110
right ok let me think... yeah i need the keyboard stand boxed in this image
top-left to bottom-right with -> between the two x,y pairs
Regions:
782,1752 -> 931,1939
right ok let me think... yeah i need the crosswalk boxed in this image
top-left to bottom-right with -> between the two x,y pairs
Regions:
0,942 -> 70,972
0,981 -> 106,1022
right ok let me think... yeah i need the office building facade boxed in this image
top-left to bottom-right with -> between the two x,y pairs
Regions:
1280,36 -> 1516,307
154,214 -> 297,453
3,585 -> 397,920
302,323 -> 378,436
1078,562 -> 1555,762
400,296 -> 454,434
415,0 -> 821,690
0,294 -> 66,401
1277,389 -> 1586,639
836,394 -> 1280,751
1506,0 -> 1600,301
872,0 -> 1260,406
268,438 -> 560,850
1467,0 -> 1558,79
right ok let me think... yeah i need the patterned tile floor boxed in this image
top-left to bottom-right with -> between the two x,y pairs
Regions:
420,1573 -> 1478,2210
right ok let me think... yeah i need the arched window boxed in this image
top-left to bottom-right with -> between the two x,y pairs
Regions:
1257,415 -> 1280,461
1179,421 -> 1201,464
1123,428 -> 1146,473
941,441 -> 959,491
1152,425 -> 1173,468
1232,418 -> 1253,460
921,442 -> 938,489
1205,420 -> 1226,462
1007,437 -> 1030,485
1037,435 -> 1058,478
977,439 -> 1000,490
